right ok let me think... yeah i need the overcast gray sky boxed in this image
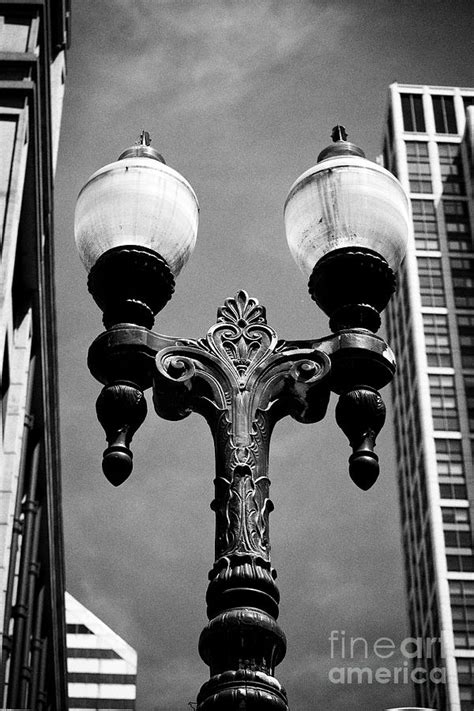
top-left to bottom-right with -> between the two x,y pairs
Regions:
54,2 -> 473,709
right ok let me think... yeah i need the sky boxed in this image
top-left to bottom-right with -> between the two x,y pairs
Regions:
53,2 -> 473,710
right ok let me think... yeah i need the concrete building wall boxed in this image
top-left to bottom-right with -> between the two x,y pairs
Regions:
0,2 -> 70,708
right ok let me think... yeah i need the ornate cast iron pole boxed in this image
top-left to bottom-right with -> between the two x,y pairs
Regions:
76,128 -> 410,709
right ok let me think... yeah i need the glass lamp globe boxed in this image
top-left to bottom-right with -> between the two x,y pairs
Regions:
74,134 -> 199,327
284,127 -> 410,332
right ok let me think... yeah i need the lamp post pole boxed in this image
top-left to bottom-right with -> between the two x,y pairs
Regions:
77,129 -> 409,709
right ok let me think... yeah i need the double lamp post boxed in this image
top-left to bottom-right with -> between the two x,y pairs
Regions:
74,127 -> 410,709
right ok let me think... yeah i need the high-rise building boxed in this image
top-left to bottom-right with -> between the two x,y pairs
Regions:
66,592 -> 137,711
382,83 -> 474,710
0,2 -> 71,708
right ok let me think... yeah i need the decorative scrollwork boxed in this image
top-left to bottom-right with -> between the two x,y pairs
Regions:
198,290 -> 278,388
290,359 -> 322,382
156,352 -> 196,382
153,351 -> 197,421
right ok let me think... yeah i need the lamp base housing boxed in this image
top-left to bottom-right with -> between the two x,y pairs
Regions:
308,247 -> 396,332
88,245 -> 175,329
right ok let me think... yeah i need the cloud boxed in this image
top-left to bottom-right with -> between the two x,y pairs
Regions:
72,1 -> 353,116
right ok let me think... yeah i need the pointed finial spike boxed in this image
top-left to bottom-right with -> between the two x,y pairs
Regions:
137,130 -> 151,147
331,125 -> 348,143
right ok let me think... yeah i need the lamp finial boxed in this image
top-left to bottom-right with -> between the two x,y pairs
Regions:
118,131 -> 165,163
137,130 -> 152,147
316,125 -> 365,162
331,125 -> 348,142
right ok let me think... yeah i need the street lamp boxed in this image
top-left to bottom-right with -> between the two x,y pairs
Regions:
75,128 -> 409,710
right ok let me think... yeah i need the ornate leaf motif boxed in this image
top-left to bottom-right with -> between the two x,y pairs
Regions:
219,465 -> 272,559
210,408 -> 273,562
202,290 -> 277,385
217,290 -> 266,328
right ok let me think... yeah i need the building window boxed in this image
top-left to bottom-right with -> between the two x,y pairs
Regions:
417,256 -> 445,306
429,374 -> 459,430
67,648 -> 122,659
423,314 -> 452,366
459,334 -> 474,366
436,438 -> 464,474
443,507 -> 474,574
438,143 -> 465,195
66,623 -> 93,634
443,507 -> 470,525
68,698 -> 137,710
452,604 -> 474,649
450,257 -> 474,309
450,580 -> 474,603
445,529 -> 472,547
457,657 -> 474,680
406,141 -> 432,193
432,95 -> 457,134
444,200 -> 472,252
465,376 -> 474,431
457,314 -> 474,368
457,314 -> 474,367
460,687 -> 474,711
451,582 -> 474,653
68,672 -> 137,684
401,94 -> 426,132
452,605 -> 474,650
446,551 -> 474,572
412,200 -> 439,250
439,482 -> 468,499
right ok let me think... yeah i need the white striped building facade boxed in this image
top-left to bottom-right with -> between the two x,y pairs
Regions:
66,592 -> 137,710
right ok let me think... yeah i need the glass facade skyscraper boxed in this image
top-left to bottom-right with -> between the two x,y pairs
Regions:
382,83 -> 474,711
